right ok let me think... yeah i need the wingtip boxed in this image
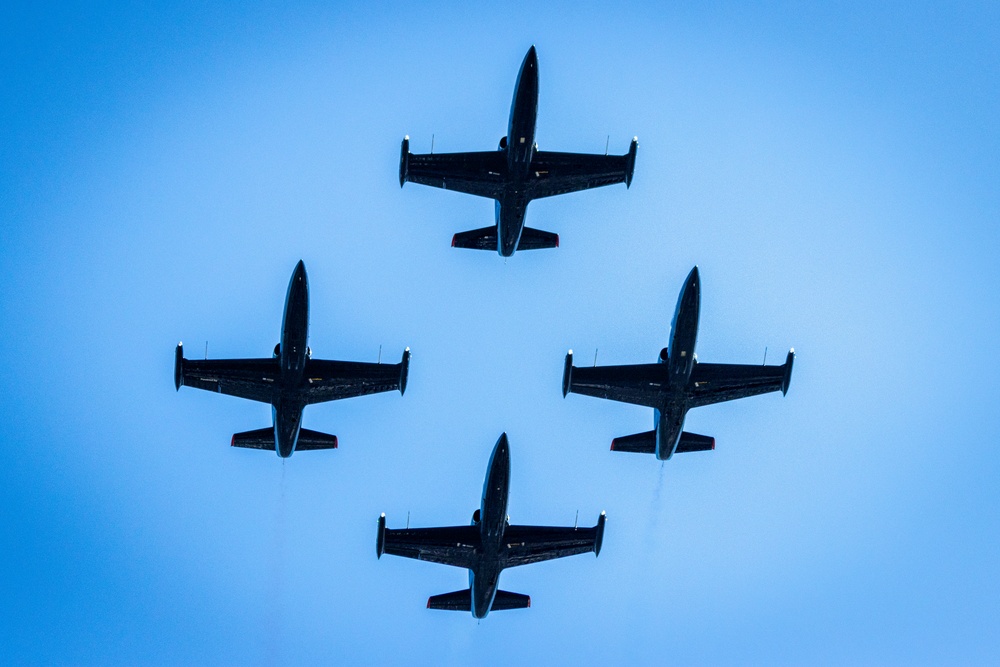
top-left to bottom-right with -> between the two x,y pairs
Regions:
174,343 -> 184,391
450,234 -> 457,248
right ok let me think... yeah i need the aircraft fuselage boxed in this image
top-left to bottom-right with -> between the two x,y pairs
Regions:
464,433 -> 512,618
492,46 -> 539,257
272,260 -> 310,458
654,267 -> 701,460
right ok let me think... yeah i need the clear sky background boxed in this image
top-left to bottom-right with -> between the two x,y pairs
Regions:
2,2 -> 999,664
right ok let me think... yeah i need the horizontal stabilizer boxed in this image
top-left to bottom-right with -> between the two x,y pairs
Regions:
611,430 -> 715,454
451,226 -> 497,251
230,427 -> 337,451
490,590 -> 531,611
675,431 -> 715,454
427,589 -> 471,611
516,226 -> 559,250
426,589 -> 531,612
296,428 -> 338,451
610,430 -> 656,454
231,427 -> 275,450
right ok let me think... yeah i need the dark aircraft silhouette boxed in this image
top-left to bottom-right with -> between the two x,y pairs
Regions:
563,266 -> 794,461
174,260 -> 409,458
399,45 -> 638,257
377,433 -> 606,618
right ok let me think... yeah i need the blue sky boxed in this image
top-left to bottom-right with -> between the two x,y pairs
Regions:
2,1 -> 999,664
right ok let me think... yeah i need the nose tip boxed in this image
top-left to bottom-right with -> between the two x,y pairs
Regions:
524,45 -> 537,67
495,432 -> 510,454
688,265 -> 700,285
294,259 -> 306,276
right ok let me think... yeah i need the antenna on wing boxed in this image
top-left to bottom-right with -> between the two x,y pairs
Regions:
574,509 -> 579,529
406,511 -> 410,529
431,134 -> 435,154
762,346 -> 768,365
594,348 -> 599,367
605,135 -> 610,155
378,344 -> 382,364
205,341 -> 208,360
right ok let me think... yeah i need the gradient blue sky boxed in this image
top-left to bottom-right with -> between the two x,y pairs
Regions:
2,2 -> 999,664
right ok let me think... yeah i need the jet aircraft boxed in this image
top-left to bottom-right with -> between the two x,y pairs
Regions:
377,433 -> 606,618
563,266 -> 794,461
399,45 -> 638,257
175,260 -> 410,458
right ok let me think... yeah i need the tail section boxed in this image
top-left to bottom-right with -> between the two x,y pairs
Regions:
426,589 -> 530,612
230,427 -> 337,451
516,226 -> 558,250
611,430 -> 714,454
452,226 -> 498,250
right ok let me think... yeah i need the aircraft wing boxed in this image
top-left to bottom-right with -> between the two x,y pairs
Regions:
501,513 -> 606,568
378,520 -> 481,569
687,352 -> 794,408
302,349 -> 409,405
565,359 -> 667,408
401,142 -> 507,198
176,354 -> 279,404
527,139 -> 637,199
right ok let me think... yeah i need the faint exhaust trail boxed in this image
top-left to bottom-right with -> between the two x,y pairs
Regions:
263,462 -> 287,665
646,462 -> 667,542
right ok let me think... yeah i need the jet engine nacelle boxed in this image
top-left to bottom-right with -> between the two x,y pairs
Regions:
273,343 -> 280,358
498,136 -> 508,150
471,509 -> 481,525
658,347 -> 669,363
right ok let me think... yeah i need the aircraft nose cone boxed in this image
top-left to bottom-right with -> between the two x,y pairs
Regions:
686,265 -> 700,292
293,259 -> 307,281
523,45 -> 537,70
494,432 -> 510,460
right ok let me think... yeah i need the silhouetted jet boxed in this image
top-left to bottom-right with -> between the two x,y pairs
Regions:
563,266 -> 794,461
377,433 -> 606,618
174,260 -> 409,458
399,45 -> 638,257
